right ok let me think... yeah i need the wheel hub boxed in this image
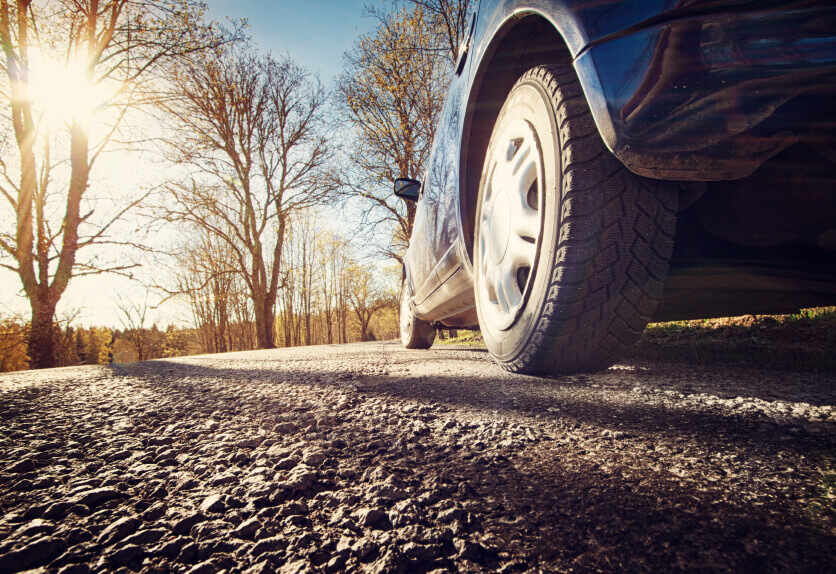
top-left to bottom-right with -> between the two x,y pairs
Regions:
476,118 -> 544,331
487,189 -> 511,265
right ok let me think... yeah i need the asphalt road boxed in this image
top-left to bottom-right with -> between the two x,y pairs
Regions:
0,342 -> 834,573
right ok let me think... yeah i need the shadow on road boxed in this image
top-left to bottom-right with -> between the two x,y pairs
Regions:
3,350 -> 832,573
100,355 -> 836,572
113,354 -> 835,463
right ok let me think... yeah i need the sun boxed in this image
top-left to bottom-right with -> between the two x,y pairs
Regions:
28,54 -> 106,127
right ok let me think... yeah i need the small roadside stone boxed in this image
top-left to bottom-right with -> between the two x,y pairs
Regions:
185,559 -> 217,574
42,502 -> 73,520
16,518 -> 55,538
57,564 -> 91,574
199,493 -> 225,514
177,542 -> 199,563
455,539 -> 498,564
97,516 -> 140,546
250,536 -> 288,557
237,436 -> 264,449
354,507 -> 387,528
141,502 -> 166,521
403,541 -> 443,562
302,450 -> 327,467
190,520 -> 229,541
280,559 -> 313,574
154,536 -> 188,558
274,422 -> 296,433
244,560 -> 273,574
437,508 -> 464,523
275,456 -> 299,470
97,543 -> 144,568
0,536 -> 67,572
71,487 -> 123,507
233,517 -> 260,539
4,458 -> 35,473
171,512 -> 208,535
121,528 -> 167,546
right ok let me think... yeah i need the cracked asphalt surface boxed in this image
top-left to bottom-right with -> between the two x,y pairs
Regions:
0,341 -> 834,573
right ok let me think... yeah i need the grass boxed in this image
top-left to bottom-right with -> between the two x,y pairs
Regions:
435,308 -> 836,371
630,307 -> 836,371
434,330 -> 486,347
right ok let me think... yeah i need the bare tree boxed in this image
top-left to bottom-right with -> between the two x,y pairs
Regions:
160,46 -> 335,349
347,262 -> 395,342
402,0 -> 474,64
337,5 -> 449,264
116,294 -> 163,361
319,231 -> 351,345
0,0 -> 238,368
162,228 -> 254,354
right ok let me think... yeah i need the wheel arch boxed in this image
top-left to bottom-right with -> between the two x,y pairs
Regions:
459,12 -> 574,267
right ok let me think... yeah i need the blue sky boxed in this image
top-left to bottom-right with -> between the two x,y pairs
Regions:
207,0 -> 379,84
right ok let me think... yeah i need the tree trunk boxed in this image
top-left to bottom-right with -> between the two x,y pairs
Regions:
341,304 -> 347,344
358,310 -> 370,342
29,296 -> 57,369
325,310 -> 332,344
253,294 -> 276,349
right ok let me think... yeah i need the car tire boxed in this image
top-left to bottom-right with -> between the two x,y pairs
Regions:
473,65 -> 677,374
400,280 -> 436,349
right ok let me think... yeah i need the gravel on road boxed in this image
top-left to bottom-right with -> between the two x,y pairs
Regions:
0,342 -> 833,573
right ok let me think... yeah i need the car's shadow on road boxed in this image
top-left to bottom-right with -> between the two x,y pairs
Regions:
114,354 -> 835,463
101,356 -> 836,573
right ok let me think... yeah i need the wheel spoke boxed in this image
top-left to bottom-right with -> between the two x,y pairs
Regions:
479,230 -> 491,272
509,158 -> 540,240
494,267 -> 511,316
484,264 -> 501,307
507,233 -> 536,268
509,197 -> 539,240
499,257 -> 523,309
510,139 -> 532,176
490,145 -> 510,193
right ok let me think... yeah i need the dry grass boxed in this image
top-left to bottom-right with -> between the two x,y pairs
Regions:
631,307 -> 836,371
435,308 -> 836,371
434,330 -> 486,347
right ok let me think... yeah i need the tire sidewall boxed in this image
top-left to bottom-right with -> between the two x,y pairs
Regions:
401,279 -> 436,349
400,280 -> 413,347
474,77 -> 561,362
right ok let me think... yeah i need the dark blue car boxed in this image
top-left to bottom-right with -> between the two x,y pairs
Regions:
396,0 -> 836,374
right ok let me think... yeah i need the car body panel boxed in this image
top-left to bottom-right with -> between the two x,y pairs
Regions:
577,4 -> 836,179
404,0 -> 836,325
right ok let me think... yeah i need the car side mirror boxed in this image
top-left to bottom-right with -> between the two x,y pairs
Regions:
394,178 -> 421,202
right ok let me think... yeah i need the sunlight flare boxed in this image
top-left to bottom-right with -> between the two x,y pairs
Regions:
27,53 -> 107,126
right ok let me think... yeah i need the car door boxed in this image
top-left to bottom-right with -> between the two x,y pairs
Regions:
406,4 -> 478,309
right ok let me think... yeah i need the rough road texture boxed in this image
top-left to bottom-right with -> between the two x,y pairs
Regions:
0,342 -> 833,573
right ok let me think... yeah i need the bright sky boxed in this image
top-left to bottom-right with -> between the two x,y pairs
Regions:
0,0 -> 382,328
207,0 -> 377,85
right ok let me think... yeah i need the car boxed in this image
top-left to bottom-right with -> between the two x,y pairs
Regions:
396,0 -> 836,374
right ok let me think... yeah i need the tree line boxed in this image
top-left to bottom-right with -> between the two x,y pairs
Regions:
0,0 -> 473,371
